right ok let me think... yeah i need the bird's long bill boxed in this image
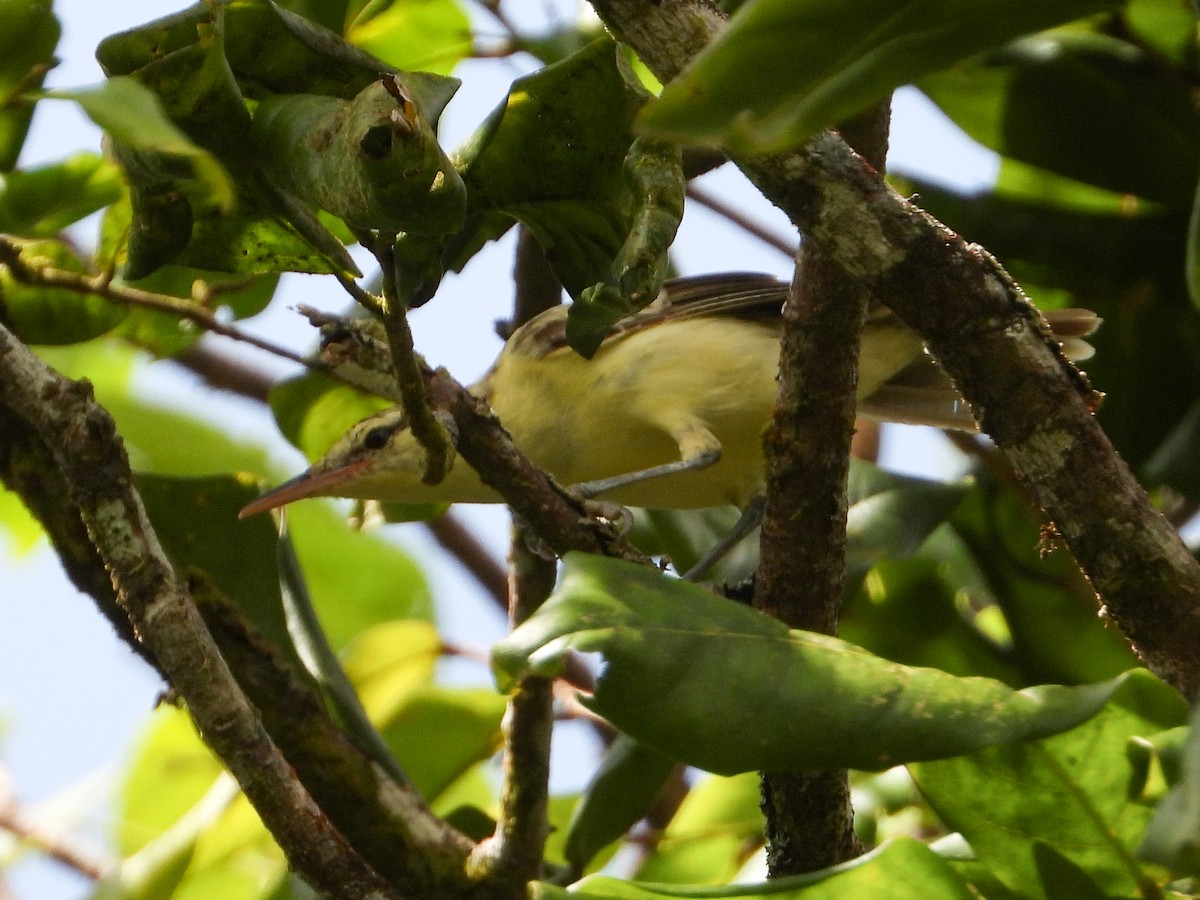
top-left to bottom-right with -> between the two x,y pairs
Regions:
238,458 -> 372,519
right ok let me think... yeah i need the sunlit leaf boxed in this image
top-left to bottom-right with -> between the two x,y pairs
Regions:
639,0 -> 1121,154
377,686 -> 505,800
348,0 -> 472,75
634,772 -> 762,885
118,707 -> 224,856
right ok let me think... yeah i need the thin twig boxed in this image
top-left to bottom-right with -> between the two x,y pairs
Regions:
0,766 -> 113,881
685,182 -> 798,258
426,513 -> 510,610
359,235 -> 455,485
0,236 -> 313,369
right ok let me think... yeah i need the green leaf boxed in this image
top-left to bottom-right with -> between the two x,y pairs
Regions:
638,0 -> 1121,154
634,772 -> 762,885
52,78 -> 235,211
844,463 -> 970,584
276,527 -> 410,783
455,39 -> 654,298
912,671 -> 1186,898
1140,700 -> 1200,876
537,837 -> 974,898
919,31 -> 1200,207
0,239 -> 128,344
376,686 -> 505,800
340,619 -> 441,720
252,74 -> 466,234
287,501 -> 434,643
348,0 -> 472,75
1121,0 -> 1200,69
0,153 -> 123,236
0,487 -> 43,554
269,371 -> 392,461
494,553 -> 1136,774
137,475 -> 301,663
0,0 -> 59,170
117,706 -> 224,855
564,735 -> 678,874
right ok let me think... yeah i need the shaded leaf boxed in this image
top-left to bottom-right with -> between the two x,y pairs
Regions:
252,74 -> 466,234
564,735 -> 678,874
455,39 -> 654,298
919,30 -> 1200,207
638,0 -> 1121,154
912,671 -> 1186,898
494,553 -> 1135,774
844,463 -> 970,584
52,78 -> 234,210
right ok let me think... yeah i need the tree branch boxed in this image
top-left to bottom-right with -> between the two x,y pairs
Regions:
588,0 -> 1200,698
684,182 -> 797,258
753,103 -> 891,875
0,237 -> 313,370
469,519 -> 557,892
193,576 -> 478,894
0,324 -> 403,899
0,765 -> 112,881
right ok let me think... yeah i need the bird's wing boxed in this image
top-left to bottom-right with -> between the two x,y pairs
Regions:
503,273 -> 789,361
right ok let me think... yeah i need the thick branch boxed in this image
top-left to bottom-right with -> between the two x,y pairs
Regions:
0,325 -> 402,900
589,0 -> 1200,698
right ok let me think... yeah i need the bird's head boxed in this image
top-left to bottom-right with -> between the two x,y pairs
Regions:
239,407 -> 429,518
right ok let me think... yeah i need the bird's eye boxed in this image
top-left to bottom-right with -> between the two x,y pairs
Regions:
363,426 -> 391,450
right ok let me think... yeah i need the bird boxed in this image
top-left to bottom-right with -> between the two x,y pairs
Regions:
240,272 -> 1098,520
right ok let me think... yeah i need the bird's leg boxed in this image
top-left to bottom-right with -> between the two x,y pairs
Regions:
571,423 -> 722,499
683,494 -> 766,581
